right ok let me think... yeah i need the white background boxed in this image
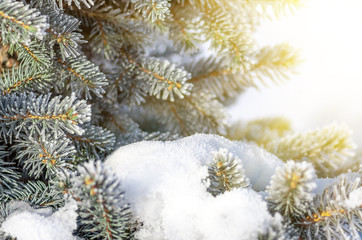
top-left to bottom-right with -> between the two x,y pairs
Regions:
228,0 -> 362,146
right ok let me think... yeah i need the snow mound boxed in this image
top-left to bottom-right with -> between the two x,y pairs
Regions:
105,134 -> 284,240
1,201 -> 77,240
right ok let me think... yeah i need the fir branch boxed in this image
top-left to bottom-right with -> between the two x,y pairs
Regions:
13,135 -> 75,179
0,161 -> 20,196
187,56 -> 250,101
69,1 -> 132,29
58,56 -> 108,99
267,161 -> 316,217
69,1 -> 122,26
0,93 -> 91,142
69,2 -> 149,58
200,7 -> 253,64
14,40 -> 52,70
0,180 -> 64,208
138,90 -> 228,136
42,5 -> 86,59
0,66 -> 54,95
188,44 -> 299,102
88,20 -> 122,60
15,181 -> 64,208
228,117 -> 292,145
265,124 -> 356,178
248,44 -> 300,86
67,124 -> 116,159
57,0 -> 95,9
132,0 -> 171,22
0,0 -> 48,44
168,4 -> 201,54
71,160 -> 132,239
136,57 -> 193,102
206,148 -> 249,196
295,175 -> 362,240
0,147 -> 22,199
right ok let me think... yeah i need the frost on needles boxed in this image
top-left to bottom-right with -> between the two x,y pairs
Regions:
0,0 -> 361,240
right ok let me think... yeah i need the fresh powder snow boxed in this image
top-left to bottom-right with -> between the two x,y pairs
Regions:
1,200 -> 77,240
105,134 -> 284,240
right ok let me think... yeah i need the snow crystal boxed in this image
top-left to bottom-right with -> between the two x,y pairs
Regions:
105,134 -> 283,240
1,200 -> 78,240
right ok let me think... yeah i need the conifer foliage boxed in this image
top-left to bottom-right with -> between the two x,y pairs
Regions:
71,160 -> 131,239
267,160 -> 316,217
0,0 -> 360,239
206,148 -> 249,196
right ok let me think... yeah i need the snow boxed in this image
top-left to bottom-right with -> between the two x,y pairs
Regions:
140,189 -> 273,240
1,200 -> 78,240
105,134 -> 284,240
